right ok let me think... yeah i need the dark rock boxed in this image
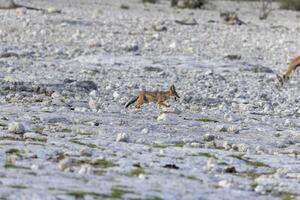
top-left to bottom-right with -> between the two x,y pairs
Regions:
75,80 -> 97,91
224,166 -> 236,173
45,116 -> 71,124
172,0 -> 207,9
163,164 -> 179,169
144,66 -> 163,72
224,54 -> 241,60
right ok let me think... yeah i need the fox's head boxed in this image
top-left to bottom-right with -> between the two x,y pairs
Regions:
169,85 -> 180,100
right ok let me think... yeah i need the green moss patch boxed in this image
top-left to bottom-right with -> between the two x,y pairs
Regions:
69,138 -> 97,148
191,152 -> 218,159
92,159 -> 118,168
196,118 -> 219,123
129,168 -> 145,176
230,154 -> 270,168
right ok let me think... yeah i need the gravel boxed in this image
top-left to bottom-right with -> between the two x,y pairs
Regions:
0,0 -> 300,199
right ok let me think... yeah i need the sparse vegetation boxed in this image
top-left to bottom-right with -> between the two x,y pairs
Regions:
129,168 -> 145,176
68,138 -> 97,148
230,154 -> 270,168
279,0 -> 300,10
196,118 -> 219,123
4,163 -> 30,170
148,197 -> 163,200
34,126 -> 44,134
282,193 -> 296,200
258,0 -> 273,20
171,0 -> 207,9
5,148 -> 20,155
8,184 -> 27,189
67,191 -> 104,198
191,152 -> 218,159
92,159 -> 119,168
111,188 -> 131,199
142,0 -> 157,4
153,141 -> 185,148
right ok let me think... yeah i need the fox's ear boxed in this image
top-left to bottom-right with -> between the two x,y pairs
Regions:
170,85 -> 175,91
276,74 -> 284,85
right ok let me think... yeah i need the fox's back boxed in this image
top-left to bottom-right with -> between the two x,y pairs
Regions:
142,91 -> 169,102
289,56 -> 300,69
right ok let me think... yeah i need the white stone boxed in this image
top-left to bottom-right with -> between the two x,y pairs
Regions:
8,122 -> 25,134
24,132 -> 47,142
113,91 -> 120,99
169,41 -> 177,49
161,106 -> 182,114
238,143 -> 249,152
88,97 -> 98,110
58,158 -> 73,171
157,113 -> 179,125
203,134 -> 215,142
218,180 -> 232,188
141,128 -> 149,134
80,148 -> 93,157
78,164 -> 92,175
116,133 -> 129,142
74,107 -> 88,112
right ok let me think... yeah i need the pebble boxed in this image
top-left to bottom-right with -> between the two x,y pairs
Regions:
74,107 -> 89,112
116,133 -> 130,142
31,164 -> 41,171
88,97 -> 98,110
47,7 -> 61,14
113,91 -> 120,99
123,41 -> 139,52
217,125 -> 228,132
222,141 -> 231,150
78,164 -> 92,175
161,107 -> 182,114
24,132 -> 47,142
75,81 -> 98,91
8,122 -> 25,134
218,180 -> 232,188
46,116 -> 70,124
58,158 -> 74,171
157,113 -> 179,125
202,133 -> 215,142
238,143 -> 249,152
80,148 -> 93,157
141,128 -> 149,134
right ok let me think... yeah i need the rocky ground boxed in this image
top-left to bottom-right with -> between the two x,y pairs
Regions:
0,0 -> 300,199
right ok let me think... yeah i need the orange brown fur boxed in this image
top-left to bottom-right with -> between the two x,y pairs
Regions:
125,85 -> 180,109
278,56 -> 300,85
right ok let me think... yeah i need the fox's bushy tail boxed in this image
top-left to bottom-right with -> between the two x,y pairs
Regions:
125,96 -> 138,108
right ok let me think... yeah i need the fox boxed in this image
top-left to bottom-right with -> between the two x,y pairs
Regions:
125,85 -> 180,109
277,55 -> 300,85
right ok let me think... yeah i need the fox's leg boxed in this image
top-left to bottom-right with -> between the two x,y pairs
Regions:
135,94 -> 144,108
157,101 -> 170,108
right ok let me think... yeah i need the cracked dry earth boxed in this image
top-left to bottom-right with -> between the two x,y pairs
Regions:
1,0 -> 300,199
